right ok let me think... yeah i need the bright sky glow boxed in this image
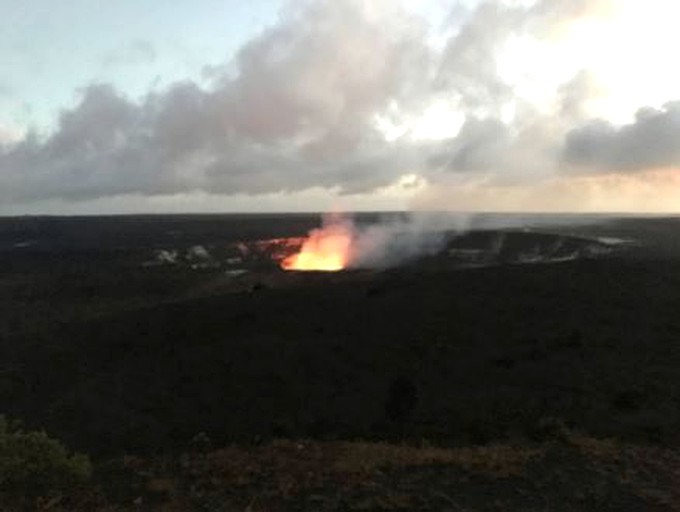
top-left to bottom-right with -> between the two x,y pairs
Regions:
497,0 -> 680,123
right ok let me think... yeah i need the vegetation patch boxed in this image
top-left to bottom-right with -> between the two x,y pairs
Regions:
0,416 -> 92,510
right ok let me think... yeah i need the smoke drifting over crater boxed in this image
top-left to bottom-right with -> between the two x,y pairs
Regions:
282,212 -> 467,271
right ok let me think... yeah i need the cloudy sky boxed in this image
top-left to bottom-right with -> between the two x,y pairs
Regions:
1,0 -> 680,214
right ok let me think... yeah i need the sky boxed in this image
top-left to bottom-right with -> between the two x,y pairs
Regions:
1,0 -> 680,214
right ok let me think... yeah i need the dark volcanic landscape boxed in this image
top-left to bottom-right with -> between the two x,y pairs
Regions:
2,213 -> 680,510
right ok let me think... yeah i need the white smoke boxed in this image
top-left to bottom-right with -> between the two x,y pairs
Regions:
315,210 -> 608,270
319,212 -> 470,269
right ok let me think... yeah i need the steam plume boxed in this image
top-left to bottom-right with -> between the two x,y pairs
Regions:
284,212 -> 469,271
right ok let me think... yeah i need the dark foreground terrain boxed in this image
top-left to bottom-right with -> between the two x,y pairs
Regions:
1,213 -> 680,510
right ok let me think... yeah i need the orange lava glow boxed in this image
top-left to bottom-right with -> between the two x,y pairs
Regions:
281,224 -> 353,271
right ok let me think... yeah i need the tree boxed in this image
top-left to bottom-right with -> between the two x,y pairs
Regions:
0,416 -> 92,506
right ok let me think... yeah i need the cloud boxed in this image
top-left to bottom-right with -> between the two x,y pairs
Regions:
564,102 -> 680,172
0,124 -> 22,146
424,0 -> 616,181
0,0 -> 677,211
0,0 -> 432,203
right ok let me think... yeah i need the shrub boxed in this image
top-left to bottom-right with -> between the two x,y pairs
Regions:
0,416 -> 92,503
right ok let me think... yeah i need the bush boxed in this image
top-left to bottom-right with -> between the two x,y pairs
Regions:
0,416 -> 92,504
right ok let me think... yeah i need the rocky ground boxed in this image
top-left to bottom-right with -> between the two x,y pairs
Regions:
11,434 -> 680,511
3,214 -> 680,511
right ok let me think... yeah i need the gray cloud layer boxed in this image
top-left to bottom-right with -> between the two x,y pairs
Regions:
0,0 -> 676,205
1,0 -> 429,202
564,102 -> 680,171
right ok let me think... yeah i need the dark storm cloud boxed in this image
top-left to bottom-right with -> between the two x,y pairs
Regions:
564,102 -> 680,171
